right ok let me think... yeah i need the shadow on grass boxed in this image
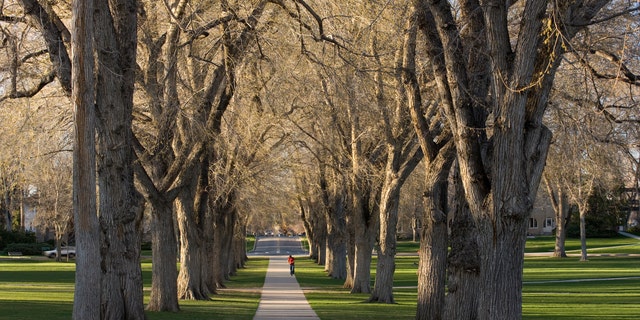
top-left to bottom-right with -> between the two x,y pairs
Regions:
0,300 -> 73,320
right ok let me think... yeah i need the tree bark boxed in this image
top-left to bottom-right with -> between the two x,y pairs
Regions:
369,175 -> 402,303
414,1 -> 609,318
343,213 -> 355,290
318,164 -> 347,278
71,0 -> 100,317
444,164 -> 480,320
349,198 -> 377,293
298,195 -> 317,259
415,150 -> 455,319
176,184 -> 208,300
544,175 -> 570,258
93,0 -> 145,318
180,153 -> 211,299
147,198 -> 179,311
369,18 -> 423,303
325,200 -> 347,279
346,81 -> 380,292
18,0 -> 72,94
232,218 -> 248,270
315,216 -> 327,265
580,208 -> 589,261
416,180 -> 448,320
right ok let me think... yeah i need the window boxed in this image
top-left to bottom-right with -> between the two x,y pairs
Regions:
528,218 -> 538,229
543,217 -> 554,228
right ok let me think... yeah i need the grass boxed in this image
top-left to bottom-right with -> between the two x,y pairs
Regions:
524,235 -> 639,254
246,237 -> 256,253
296,257 -> 418,320
296,236 -> 640,320
522,257 -> 640,320
396,240 -> 420,253
0,258 -> 268,320
1,235 -> 638,320
295,255 -> 640,320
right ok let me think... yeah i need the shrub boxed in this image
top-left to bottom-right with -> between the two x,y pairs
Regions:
627,225 -> 640,236
0,230 -> 37,251
141,241 -> 152,250
5,242 -> 50,255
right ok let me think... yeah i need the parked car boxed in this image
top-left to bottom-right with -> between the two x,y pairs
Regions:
44,246 -> 76,259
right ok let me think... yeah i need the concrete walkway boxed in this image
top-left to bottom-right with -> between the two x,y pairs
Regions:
253,257 -> 319,320
619,231 -> 640,240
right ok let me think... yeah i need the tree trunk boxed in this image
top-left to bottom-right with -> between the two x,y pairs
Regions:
318,165 -> 345,273
474,214 -> 525,319
94,0 -> 145,317
324,194 -> 347,279
369,177 -> 402,303
413,1 -> 607,318
202,207 -> 217,294
444,165 -> 480,320
554,189 -> 570,258
315,219 -> 327,265
212,212 -> 227,288
176,188 -> 208,300
343,214 -> 355,289
298,196 -> 317,259
411,217 -> 419,242
233,220 -> 248,269
416,179 -> 448,320
147,198 -> 179,311
3,190 -> 11,232
210,189 -> 236,288
544,175 -> 570,258
349,189 -> 377,293
222,210 -> 237,278
71,0 -> 100,317
350,222 -> 376,293
580,208 -> 588,261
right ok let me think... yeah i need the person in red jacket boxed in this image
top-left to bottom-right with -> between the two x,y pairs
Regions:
288,255 -> 295,276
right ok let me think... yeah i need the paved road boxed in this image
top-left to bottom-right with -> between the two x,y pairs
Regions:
253,257 -> 319,320
249,236 -> 308,256
251,236 -> 318,320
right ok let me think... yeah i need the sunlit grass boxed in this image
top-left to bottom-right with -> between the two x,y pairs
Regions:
0,258 -> 268,320
524,235 -> 640,253
523,289 -> 640,320
296,254 -> 640,320
1,237 -> 639,320
246,236 -> 256,253
304,289 -> 417,320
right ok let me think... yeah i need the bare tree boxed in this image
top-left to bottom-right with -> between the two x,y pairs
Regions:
411,1 -> 615,318
6,0 -> 144,318
33,158 -> 73,261
369,28 -> 424,303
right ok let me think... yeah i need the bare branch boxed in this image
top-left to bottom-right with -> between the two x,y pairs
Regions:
0,15 -> 25,23
0,70 -> 56,103
587,49 -> 640,85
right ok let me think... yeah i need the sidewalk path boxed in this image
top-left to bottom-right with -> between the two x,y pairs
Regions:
619,231 -> 640,240
253,257 -> 319,320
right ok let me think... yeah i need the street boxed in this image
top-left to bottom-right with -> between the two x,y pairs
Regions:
248,236 -> 308,256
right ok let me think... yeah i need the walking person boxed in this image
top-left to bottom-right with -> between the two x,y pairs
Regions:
288,255 -> 295,276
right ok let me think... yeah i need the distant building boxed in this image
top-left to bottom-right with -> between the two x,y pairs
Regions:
527,191 -> 555,236
22,202 -> 37,232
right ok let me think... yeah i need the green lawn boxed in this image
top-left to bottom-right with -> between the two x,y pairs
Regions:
524,235 -> 640,253
0,258 -> 267,320
402,235 -> 640,255
295,255 -> 640,320
1,235 -> 639,320
522,256 -> 640,320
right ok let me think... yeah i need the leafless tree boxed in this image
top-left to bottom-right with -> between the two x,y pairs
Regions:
411,1 -> 624,318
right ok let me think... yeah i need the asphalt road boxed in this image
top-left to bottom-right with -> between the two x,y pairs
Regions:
248,236 -> 308,256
